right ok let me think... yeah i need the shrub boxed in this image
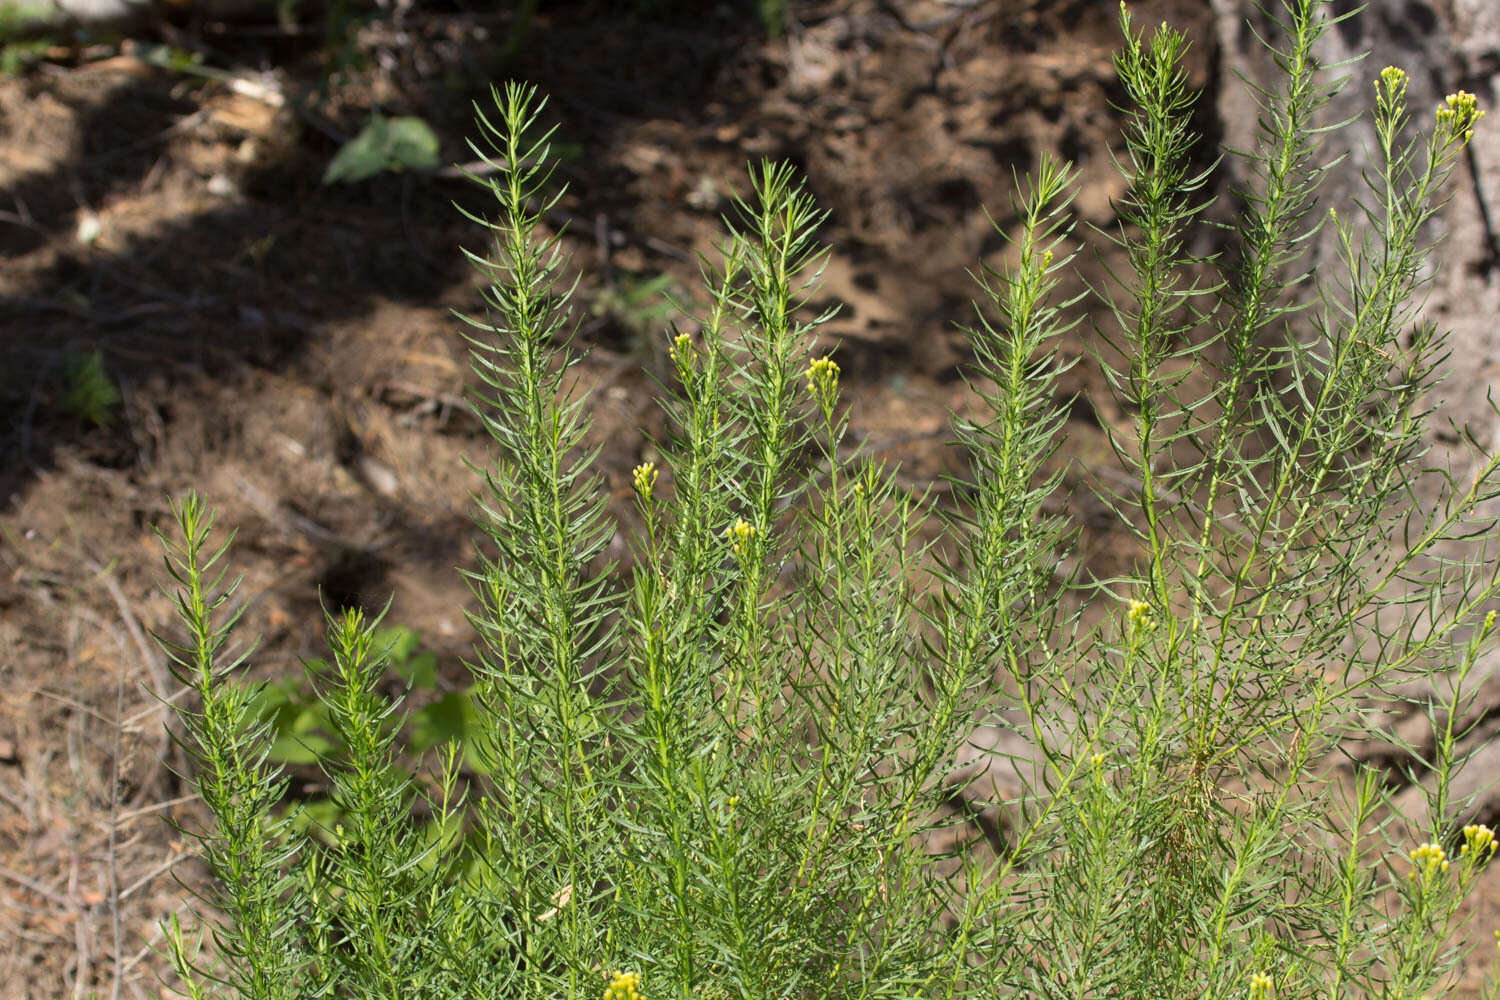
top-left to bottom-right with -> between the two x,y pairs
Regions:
58,348 -> 121,429
156,2 -> 1500,997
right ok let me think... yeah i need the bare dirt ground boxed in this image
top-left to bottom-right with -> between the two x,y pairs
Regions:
1,1 -> 1496,996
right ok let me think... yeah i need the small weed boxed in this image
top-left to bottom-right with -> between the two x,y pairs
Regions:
591,272 -> 683,354
57,349 -> 120,429
0,1 -> 58,74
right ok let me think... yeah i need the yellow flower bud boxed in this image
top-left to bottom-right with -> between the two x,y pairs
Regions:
604,971 -> 645,1000
725,517 -> 757,559
668,332 -> 694,369
805,355 -> 841,410
632,461 -> 659,503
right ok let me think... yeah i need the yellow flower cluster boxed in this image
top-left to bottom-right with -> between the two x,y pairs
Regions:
1437,90 -> 1485,143
725,517 -> 756,559
632,461 -> 659,503
1127,599 -> 1156,634
1462,823 -> 1497,860
1249,971 -> 1274,1000
1378,64 -> 1408,96
668,332 -> 693,367
1410,841 -> 1450,876
603,971 -> 644,1000
806,355 -> 840,408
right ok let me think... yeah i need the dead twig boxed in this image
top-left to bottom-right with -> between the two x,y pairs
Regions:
0,208 -> 45,233
29,686 -> 117,727
107,642 -> 124,1000
121,686 -> 193,729
118,848 -> 194,904
0,863 -> 72,909
90,559 -> 178,806
72,851 -> 90,999
113,793 -> 201,826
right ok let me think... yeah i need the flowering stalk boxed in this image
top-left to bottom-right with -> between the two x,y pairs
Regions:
156,8 -> 1500,1000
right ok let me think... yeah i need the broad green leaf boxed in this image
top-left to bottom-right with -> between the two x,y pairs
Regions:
377,626 -> 438,688
290,797 -> 346,845
267,728 -> 336,766
408,690 -> 475,751
322,114 -> 440,184
266,698 -> 337,764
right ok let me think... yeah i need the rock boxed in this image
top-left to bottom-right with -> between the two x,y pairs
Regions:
943,721 -> 1049,853
1391,732 -> 1500,839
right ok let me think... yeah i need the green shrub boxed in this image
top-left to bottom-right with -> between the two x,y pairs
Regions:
58,348 -> 121,429
156,2 -> 1500,997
